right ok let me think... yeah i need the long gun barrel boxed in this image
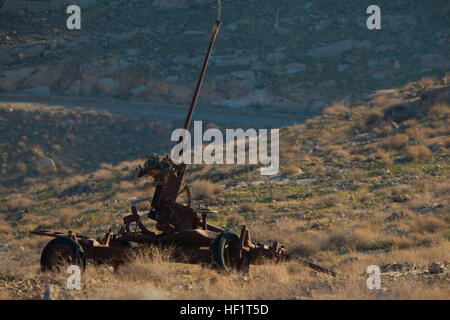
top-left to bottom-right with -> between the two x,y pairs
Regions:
162,20 -> 222,202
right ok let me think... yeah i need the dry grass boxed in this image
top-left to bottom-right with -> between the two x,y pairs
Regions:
323,103 -> 350,116
280,163 -> 302,176
3,194 -> 35,212
324,145 -> 350,162
57,207 -> 79,225
2,242 -> 447,300
190,179 -> 224,200
92,169 -> 113,181
428,103 -> 450,119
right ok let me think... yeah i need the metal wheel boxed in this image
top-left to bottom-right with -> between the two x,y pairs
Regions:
40,237 -> 86,272
211,232 -> 245,272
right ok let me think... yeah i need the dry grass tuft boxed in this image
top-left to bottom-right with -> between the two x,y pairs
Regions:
323,103 -> 350,116
92,169 -> 113,181
428,103 -> 450,119
190,179 -> 224,200
57,207 -> 79,225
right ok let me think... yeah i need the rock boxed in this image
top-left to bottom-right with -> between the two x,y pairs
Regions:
428,262 -> 445,274
372,73 -> 387,80
183,30 -> 205,36
267,51 -> 286,63
80,80 -> 93,96
1,1 -> 26,14
284,63 -> 307,74
21,65 -> 61,89
165,75 -> 179,83
153,0 -> 214,9
36,157 -> 57,175
153,0 -> 187,9
385,211 -> 409,222
337,64 -> 349,72
96,78 -> 118,95
0,67 -> 34,90
305,40 -> 373,58
118,68 -> 143,91
304,40 -> 354,58
115,30 -> 138,42
213,54 -> 258,67
65,80 -> 80,95
393,195 -> 410,202
230,70 -> 255,82
130,84 -> 147,97
420,54 -> 450,70
226,23 -> 238,31
22,86 -> 51,95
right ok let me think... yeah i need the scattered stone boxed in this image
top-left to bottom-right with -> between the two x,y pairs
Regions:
304,40 -> 354,58
36,157 -> 57,175
393,195 -> 410,203
428,262 -> 445,274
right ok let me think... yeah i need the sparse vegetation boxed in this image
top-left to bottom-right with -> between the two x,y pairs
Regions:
0,78 -> 449,300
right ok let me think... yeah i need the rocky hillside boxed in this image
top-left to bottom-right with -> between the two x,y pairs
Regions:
1,0 -> 449,116
0,76 -> 448,300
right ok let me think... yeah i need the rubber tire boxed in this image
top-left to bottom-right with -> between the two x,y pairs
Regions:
211,232 -> 243,272
40,237 -> 86,272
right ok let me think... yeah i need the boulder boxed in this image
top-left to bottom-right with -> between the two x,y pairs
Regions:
428,262 -> 445,274
21,65 -> 61,89
421,54 -> 449,70
0,67 -> 34,90
96,78 -> 118,95
36,157 -> 57,175
284,63 -> 307,74
304,40 -> 354,58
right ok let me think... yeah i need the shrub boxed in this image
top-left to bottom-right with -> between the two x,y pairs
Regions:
364,109 -> 384,127
281,163 -> 302,176
405,145 -> 432,162
190,179 -> 224,200
58,207 -> 78,225
405,127 -> 430,143
381,133 -> 409,149
323,103 -> 350,116
324,145 -> 350,162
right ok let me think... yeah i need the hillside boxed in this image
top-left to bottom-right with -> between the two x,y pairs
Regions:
0,75 -> 448,299
1,0 -> 449,116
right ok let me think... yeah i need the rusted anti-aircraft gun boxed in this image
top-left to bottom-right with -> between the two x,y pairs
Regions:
30,14 -> 336,277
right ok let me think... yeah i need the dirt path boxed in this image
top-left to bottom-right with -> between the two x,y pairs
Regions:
0,94 -> 305,128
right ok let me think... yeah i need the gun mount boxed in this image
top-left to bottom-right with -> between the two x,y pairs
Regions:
29,13 -> 336,277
